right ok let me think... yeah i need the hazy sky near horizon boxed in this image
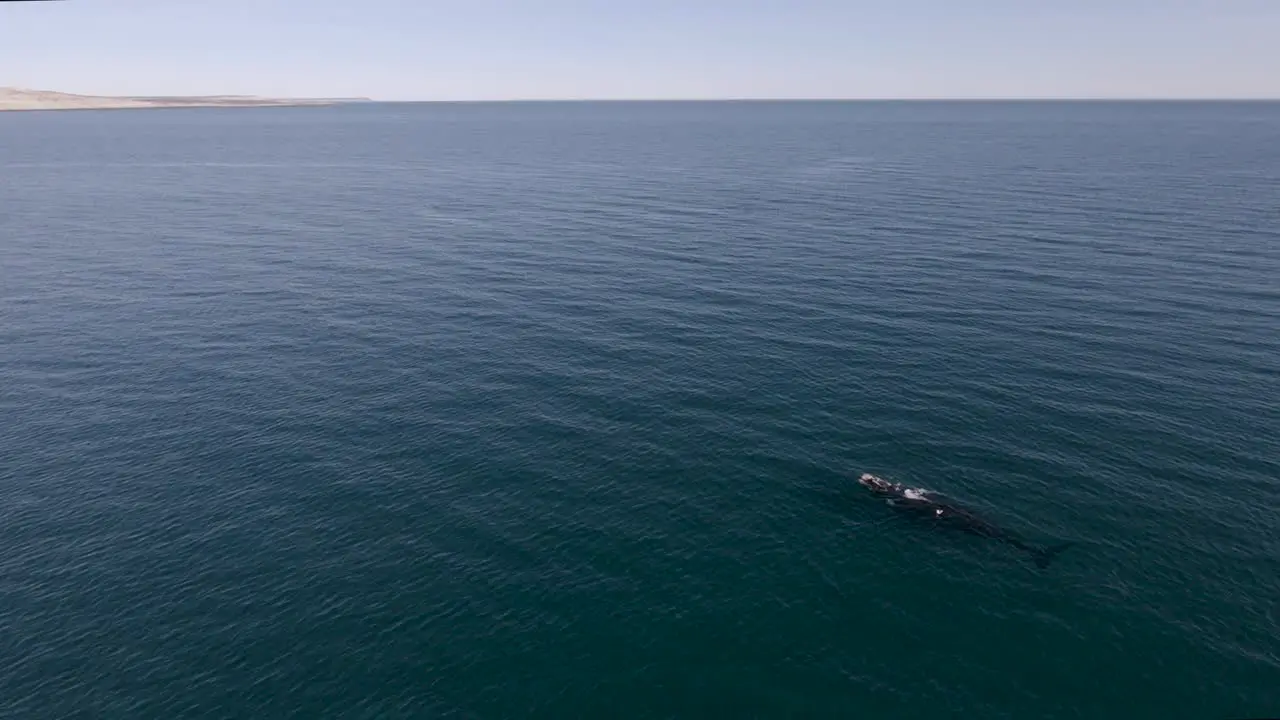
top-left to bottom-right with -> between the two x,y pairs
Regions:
2,0 -> 1278,100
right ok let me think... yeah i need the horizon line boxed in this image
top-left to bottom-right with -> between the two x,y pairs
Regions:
371,97 -> 1280,102
9,86 -> 1280,104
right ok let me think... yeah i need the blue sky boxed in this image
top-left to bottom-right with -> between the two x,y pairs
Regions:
2,0 -> 1277,99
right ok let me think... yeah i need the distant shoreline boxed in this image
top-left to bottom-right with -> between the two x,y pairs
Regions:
4,88 -> 1276,112
0,87 -> 371,112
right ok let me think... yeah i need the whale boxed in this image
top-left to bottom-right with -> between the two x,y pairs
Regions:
858,473 -> 1072,568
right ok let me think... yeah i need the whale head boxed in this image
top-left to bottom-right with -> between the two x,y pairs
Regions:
859,473 -> 897,495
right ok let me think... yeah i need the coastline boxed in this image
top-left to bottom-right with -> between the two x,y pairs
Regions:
0,87 -> 370,112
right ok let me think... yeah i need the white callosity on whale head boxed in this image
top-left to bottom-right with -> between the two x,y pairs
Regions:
859,473 -> 895,492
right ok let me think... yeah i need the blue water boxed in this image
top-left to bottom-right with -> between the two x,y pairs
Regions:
2,102 -> 1278,718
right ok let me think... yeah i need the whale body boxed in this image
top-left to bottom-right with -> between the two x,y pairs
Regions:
858,473 -> 1072,569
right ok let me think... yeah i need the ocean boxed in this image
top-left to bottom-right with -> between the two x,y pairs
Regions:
2,101 -> 1277,718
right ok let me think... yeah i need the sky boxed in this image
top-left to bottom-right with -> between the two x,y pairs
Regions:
1,0 -> 1278,100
